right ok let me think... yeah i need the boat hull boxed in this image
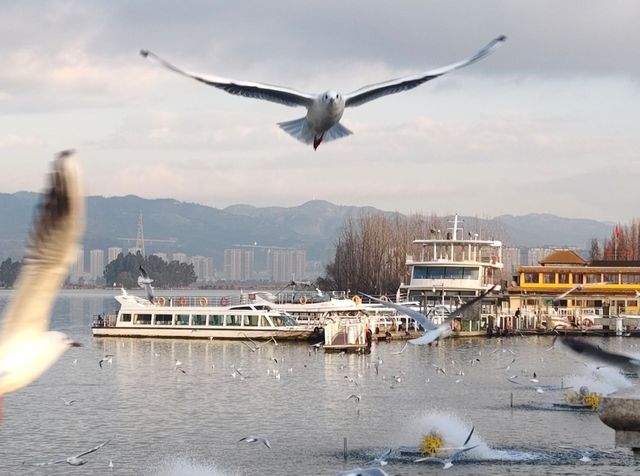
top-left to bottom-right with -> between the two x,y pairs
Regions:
92,326 -> 313,340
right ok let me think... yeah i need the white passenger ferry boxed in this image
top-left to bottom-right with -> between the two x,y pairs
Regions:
92,290 -> 313,341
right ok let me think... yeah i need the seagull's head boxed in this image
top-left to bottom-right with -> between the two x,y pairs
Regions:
321,90 -> 343,108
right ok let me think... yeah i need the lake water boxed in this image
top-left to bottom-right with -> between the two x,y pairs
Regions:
2,290 -> 640,475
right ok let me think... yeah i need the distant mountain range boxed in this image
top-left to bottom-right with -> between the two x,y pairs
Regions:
0,193 -> 614,265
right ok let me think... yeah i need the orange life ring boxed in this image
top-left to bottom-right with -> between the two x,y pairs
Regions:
155,297 -> 166,306
452,319 -> 461,332
178,296 -> 188,306
220,296 -> 229,306
299,296 -> 308,304
582,318 -> 593,328
199,297 -> 208,306
352,295 -> 362,305
380,295 -> 390,302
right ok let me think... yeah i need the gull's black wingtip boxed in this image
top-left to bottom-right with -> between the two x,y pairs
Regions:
497,35 -> 507,42
139,49 -> 149,58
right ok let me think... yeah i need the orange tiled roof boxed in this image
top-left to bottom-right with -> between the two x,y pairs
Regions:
539,249 -> 587,266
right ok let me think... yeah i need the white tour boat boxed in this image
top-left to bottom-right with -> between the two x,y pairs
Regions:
92,290 -> 313,341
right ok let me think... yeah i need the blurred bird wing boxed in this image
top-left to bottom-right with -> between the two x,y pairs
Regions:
344,36 -> 506,107
360,293 -> 436,330
141,50 -> 314,108
0,152 -> 84,347
414,456 -> 444,463
451,444 -> 479,460
74,440 -> 109,459
560,337 -> 640,371
444,285 -> 498,323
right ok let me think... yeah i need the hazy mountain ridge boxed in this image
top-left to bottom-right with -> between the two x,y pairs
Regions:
0,194 -> 614,264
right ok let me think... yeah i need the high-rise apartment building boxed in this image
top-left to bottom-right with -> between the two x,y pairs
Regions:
269,249 -> 306,282
89,249 -> 105,281
224,248 -> 254,281
107,247 -> 122,263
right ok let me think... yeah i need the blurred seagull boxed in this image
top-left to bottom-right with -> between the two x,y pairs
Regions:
238,436 -> 271,449
0,152 -> 84,402
346,394 -> 362,403
99,355 -> 113,368
559,336 -> 640,375
367,448 -> 392,466
140,36 -> 506,150
60,398 -> 76,406
138,265 -> 154,302
30,440 -> 109,466
362,285 -> 498,346
558,445 -> 612,463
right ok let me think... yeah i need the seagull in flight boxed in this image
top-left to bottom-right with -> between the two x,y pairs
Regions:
141,36 -> 506,149
0,152 -> 84,403
361,285 -> 498,346
60,398 -> 76,406
29,440 -> 109,466
138,265 -> 154,302
99,355 -> 113,368
559,337 -> 640,375
238,436 -> 271,449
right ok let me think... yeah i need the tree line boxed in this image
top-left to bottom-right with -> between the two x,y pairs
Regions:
0,258 -> 21,288
103,252 -> 197,288
601,221 -> 640,261
317,213 -> 505,295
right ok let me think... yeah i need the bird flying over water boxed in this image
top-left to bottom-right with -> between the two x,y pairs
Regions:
29,440 -> 109,466
559,337 -> 640,375
0,152 -> 84,399
140,36 -> 506,149
238,436 -> 271,449
138,265 -> 155,302
361,285 -> 498,346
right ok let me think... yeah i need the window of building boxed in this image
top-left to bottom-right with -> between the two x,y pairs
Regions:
134,314 -> 151,325
572,274 -> 584,285
558,273 -> 569,284
621,274 -> 640,284
543,273 -> 555,284
155,314 -> 172,325
176,314 -> 190,325
603,273 -> 618,284
628,300 -> 638,307
120,313 -> 131,322
192,314 -> 206,326
208,315 -> 224,326
586,274 -> 601,283
524,273 -> 539,284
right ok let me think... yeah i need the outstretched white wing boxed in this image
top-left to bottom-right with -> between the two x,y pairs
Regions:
73,440 -> 110,459
344,35 -> 506,108
141,50 -> 315,108
0,151 -> 84,347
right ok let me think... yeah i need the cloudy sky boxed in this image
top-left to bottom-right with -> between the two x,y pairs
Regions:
1,1 -> 638,221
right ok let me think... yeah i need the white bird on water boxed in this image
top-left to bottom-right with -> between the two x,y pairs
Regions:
140,36 -> 506,149
558,445 -> 612,463
0,152 -> 84,411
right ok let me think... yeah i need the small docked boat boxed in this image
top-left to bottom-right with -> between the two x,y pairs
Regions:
91,290 -> 313,341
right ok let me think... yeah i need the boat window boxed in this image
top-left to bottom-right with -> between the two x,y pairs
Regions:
192,314 -> 206,326
208,315 -> 224,326
270,315 -> 284,326
176,314 -> 190,326
155,314 -> 172,325
134,314 -> 151,325
413,266 -> 478,280
120,313 -> 131,322
227,315 -> 241,326
243,315 -> 259,327
543,273 -> 555,284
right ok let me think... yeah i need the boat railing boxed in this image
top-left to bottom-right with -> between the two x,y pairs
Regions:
92,314 -> 117,328
152,294 -> 253,307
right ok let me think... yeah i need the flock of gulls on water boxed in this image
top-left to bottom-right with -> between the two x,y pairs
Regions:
0,35 -> 639,474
